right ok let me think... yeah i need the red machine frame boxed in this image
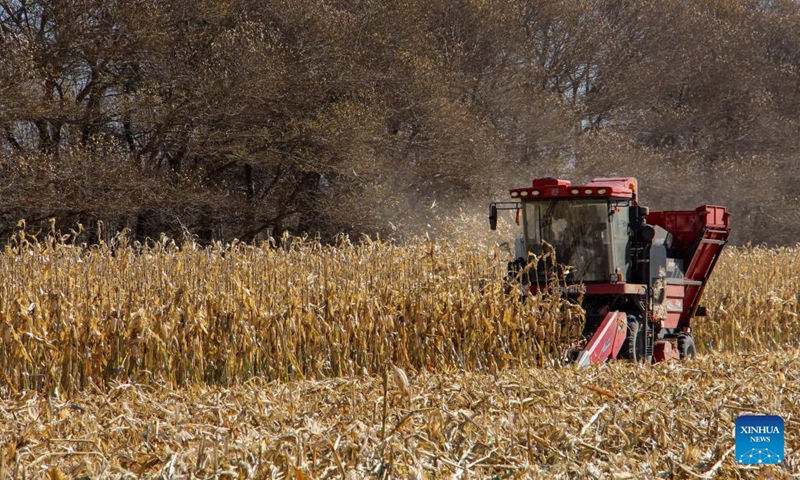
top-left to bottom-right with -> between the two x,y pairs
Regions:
493,177 -> 730,365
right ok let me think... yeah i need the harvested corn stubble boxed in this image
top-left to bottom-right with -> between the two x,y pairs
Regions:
1,351 -> 798,478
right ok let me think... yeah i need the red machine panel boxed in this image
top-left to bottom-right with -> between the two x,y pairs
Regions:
510,177 -> 636,201
662,284 -> 685,329
648,205 -> 730,330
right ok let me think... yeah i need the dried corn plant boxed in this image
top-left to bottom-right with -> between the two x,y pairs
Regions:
0,228 -> 796,396
1,230 -> 799,478
697,246 -> 800,353
0,231 -> 583,394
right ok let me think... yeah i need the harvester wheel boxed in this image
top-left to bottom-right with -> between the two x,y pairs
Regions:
677,333 -> 696,360
622,315 -> 645,361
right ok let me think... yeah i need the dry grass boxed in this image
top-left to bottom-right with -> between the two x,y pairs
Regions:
1,351 -> 798,479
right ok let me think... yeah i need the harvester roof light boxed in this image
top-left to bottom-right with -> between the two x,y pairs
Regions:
571,189 -> 579,195
531,190 -> 540,196
520,191 -> 528,197
511,191 -> 519,197
597,188 -> 607,194
584,189 -> 593,195
629,183 -> 636,191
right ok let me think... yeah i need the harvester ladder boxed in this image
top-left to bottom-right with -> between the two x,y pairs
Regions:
644,287 -> 654,363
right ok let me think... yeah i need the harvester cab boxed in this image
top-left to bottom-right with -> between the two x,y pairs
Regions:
490,177 -> 730,366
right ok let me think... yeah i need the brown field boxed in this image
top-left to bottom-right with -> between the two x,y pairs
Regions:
0,232 -> 798,478
1,352 -> 798,479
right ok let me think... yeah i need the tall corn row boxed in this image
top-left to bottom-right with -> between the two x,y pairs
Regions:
0,233 -> 583,394
1,231 -> 795,394
696,246 -> 800,353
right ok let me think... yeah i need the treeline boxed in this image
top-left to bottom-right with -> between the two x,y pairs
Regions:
1,0 -> 799,244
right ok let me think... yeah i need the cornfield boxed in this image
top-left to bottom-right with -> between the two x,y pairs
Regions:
0,230 -> 586,395
0,230 -> 798,395
1,230 -> 799,477
1,352 -> 798,478
696,246 -> 800,352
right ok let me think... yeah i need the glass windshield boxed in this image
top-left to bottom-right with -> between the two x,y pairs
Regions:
523,199 -> 610,282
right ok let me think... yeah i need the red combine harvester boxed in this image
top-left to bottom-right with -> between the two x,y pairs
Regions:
489,177 -> 730,366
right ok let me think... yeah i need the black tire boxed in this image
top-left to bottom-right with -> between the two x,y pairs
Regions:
677,334 -> 697,360
621,315 -> 646,361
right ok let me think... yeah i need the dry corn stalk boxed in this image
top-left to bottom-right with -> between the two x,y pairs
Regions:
0,229 -> 796,394
1,351 -> 797,478
0,231 -> 582,393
